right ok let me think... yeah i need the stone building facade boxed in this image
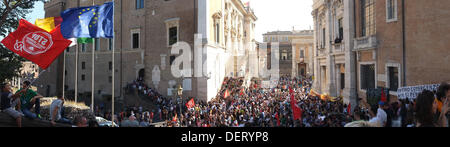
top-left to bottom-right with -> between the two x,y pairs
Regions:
37,0 -> 257,102
262,30 -> 314,78
312,0 -> 450,110
352,0 -> 450,101
312,0 -> 348,98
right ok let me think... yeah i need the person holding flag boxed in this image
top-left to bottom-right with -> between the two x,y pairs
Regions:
16,81 -> 44,119
289,87 -> 302,123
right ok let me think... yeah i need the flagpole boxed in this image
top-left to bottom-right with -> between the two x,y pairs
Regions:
62,49 -> 66,99
111,0 -> 115,127
75,0 -> 80,104
91,0 -> 96,113
91,39 -> 95,112
75,43 -> 79,103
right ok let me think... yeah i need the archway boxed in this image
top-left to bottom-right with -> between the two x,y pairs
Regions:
138,69 -> 145,81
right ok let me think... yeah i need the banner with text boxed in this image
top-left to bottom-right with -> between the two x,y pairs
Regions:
397,84 -> 440,99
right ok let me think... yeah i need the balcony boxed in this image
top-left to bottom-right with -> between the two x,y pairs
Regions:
333,41 -> 344,52
354,35 -> 377,51
318,48 -> 326,55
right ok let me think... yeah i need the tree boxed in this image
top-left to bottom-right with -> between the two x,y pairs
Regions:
0,0 -> 44,83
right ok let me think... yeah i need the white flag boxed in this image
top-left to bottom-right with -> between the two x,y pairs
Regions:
69,38 -> 77,47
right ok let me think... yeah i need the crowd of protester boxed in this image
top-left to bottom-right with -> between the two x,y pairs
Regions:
97,76 -> 450,128
1,76 -> 448,127
132,76 -> 352,127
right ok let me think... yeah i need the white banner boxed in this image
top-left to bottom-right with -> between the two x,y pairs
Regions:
397,84 -> 440,99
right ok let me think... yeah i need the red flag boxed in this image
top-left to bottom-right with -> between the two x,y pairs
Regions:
347,103 -> 352,116
239,88 -> 245,96
186,98 -> 195,109
381,89 -> 387,102
224,89 -> 230,98
275,112 -> 280,126
1,19 -> 71,69
289,87 -> 302,120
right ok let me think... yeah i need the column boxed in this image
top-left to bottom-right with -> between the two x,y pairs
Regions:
312,10 -> 320,92
326,4 -> 337,97
343,0 -> 357,110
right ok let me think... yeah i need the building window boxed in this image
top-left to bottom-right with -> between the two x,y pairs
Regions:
81,44 -> 86,52
136,0 -> 144,9
108,39 -> 113,51
388,66 -> 399,91
341,73 -> 345,90
169,27 -> 178,46
95,38 -> 99,51
215,23 -> 220,44
109,61 -> 112,71
300,50 -> 304,58
82,62 -> 86,70
81,74 -> 86,81
165,18 -> 180,46
338,18 -> 343,40
109,76 -> 112,83
281,50 -> 288,61
322,28 -> 326,48
132,31 -> 140,49
361,0 -> 375,37
360,64 -> 375,90
386,0 -> 398,22
170,55 -> 176,65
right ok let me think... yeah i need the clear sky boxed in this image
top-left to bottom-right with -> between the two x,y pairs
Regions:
243,0 -> 314,42
21,0 -> 313,42
26,1 -> 45,24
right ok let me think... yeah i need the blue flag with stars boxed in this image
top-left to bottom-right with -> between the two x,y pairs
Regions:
61,2 -> 113,39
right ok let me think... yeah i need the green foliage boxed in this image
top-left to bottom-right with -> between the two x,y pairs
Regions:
0,0 -> 45,83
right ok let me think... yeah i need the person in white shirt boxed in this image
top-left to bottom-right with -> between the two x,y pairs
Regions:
368,101 -> 388,127
50,93 -> 71,126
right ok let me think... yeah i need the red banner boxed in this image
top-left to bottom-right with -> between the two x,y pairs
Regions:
1,19 -> 71,69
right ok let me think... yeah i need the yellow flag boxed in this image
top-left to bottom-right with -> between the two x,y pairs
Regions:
35,17 -> 62,32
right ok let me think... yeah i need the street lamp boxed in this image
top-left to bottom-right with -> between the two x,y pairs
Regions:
177,84 -> 183,116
